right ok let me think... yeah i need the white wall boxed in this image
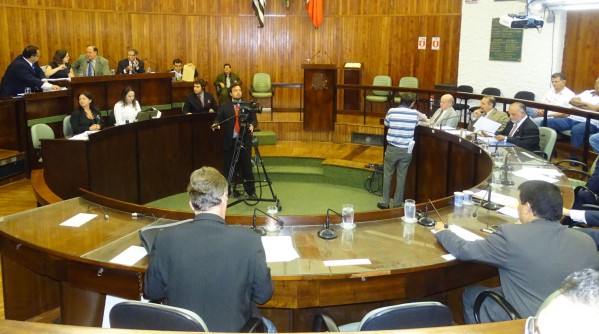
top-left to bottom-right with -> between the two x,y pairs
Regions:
458,0 -> 567,100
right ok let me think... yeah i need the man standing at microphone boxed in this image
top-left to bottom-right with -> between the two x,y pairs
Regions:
212,83 -> 257,199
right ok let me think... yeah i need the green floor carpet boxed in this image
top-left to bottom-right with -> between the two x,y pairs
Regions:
145,158 -> 383,216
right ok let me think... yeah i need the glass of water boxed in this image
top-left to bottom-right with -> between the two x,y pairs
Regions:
404,199 -> 416,222
341,204 -> 355,229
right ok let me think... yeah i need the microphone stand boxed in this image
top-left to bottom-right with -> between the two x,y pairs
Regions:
88,203 -> 109,221
429,199 -> 448,228
500,152 -> 515,186
481,184 -> 500,210
307,50 -> 321,64
318,208 -> 339,240
252,208 -> 284,236
417,202 -> 436,227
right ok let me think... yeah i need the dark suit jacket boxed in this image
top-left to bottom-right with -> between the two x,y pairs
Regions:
436,219 -> 599,318
183,91 -> 218,114
116,58 -> 145,74
70,108 -> 102,135
0,56 -> 46,96
214,100 -> 258,151
213,72 -> 242,102
144,213 -> 273,332
497,116 -> 540,152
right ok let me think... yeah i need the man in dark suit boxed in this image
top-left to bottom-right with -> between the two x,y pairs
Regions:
145,166 -> 274,332
183,79 -> 218,114
212,83 -> 257,198
116,48 -> 145,74
213,63 -> 242,104
495,102 -> 540,152
434,180 -> 599,324
0,45 -> 60,96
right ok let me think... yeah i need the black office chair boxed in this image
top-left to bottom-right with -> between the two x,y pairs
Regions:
454,85 -> 474,123
313,302 -> 453,332
481,87 -> 501,97
514,91 -> 535,101
473,291 -> 521,324
110,301 -> 266,332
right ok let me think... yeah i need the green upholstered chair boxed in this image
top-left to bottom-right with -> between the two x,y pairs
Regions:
31,123 -> 55,162
393,76 -> 420,105
536,127 -> 557,161
250,73 -> 274,111
365,75 -> 392,111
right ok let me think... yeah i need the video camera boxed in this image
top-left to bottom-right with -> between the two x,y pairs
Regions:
236,99 -> 262,122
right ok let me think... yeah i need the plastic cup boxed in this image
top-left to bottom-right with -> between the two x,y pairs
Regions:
463,190 -> 474,205
454,191 -> 464,207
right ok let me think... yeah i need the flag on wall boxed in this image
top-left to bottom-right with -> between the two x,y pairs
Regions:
306,0 -> 323,28
253,0 -> 266,28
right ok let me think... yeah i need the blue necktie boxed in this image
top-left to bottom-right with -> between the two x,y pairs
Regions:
87,61 -> 93,76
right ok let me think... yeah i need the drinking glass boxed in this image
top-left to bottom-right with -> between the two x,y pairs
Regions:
404,199 -> 416,222
341,204 -> 355,228
265,206 -> 279,231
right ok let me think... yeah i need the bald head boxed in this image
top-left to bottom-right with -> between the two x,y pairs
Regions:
439,94 -> 454,110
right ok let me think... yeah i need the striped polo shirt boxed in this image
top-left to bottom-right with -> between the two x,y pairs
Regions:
384,106 -> 420,148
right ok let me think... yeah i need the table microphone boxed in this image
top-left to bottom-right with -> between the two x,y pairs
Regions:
318,208 -> 339,240
88,203 -> 109,221
481,184 -> 500,210
252,208 -> 284,236
428,199 -> 448,228
417,202 -> 436,227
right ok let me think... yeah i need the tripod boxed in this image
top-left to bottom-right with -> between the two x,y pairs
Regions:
225,121 -> 280,209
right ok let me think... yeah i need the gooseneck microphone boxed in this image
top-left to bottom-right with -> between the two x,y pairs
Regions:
481,184 -> 500,210
501,152 -> 515,186
417,201 -> 436,227
307,50 -> 321,63
428,199 -> 448,228
318,208 -> 339,240
88,204 -> 109,221
131,212 -> 158,221
252,208 -> 284,236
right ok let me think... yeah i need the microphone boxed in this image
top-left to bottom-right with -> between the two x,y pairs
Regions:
323,51 -> 333,64
438,115 -> 461,130
472,200 -> 482,218
500,152 -> 515,186
88,203 -> 109,221
417,200 -> 436,227
308,50 -> 321,64
428,199 -> 448,228
472,130 -> 486,144
481,183 -> 500,210
131,212 -> 158,221
252,208 -> 284,236
318,208 -> 339,240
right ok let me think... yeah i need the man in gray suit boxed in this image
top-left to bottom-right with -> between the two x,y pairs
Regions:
434,180 -> 599,324
71,45 -> 110,77
144,167 -> 274,332
428,94 -> 459,128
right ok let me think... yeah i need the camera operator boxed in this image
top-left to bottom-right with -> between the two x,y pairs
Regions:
212,83 -> 257,198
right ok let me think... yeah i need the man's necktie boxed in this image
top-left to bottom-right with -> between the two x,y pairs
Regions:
130,62 -> 134,73
198,94 -> 203,108
234,104 -> 240,135
87,61 -> 93,76
508,123 -> 518,137
226,75 -> 231,88
432,111 -> 442,124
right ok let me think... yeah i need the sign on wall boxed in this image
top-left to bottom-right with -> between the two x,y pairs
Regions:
489,18 -> 523,62
418,37 -> 427,50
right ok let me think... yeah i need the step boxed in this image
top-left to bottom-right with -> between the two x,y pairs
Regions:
254,131 -> 277,145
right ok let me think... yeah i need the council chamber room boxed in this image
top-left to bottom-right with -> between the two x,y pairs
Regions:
0,0 -> 598,333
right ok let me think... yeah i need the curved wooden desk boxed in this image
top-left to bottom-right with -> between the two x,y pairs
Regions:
9,126 -> 572,332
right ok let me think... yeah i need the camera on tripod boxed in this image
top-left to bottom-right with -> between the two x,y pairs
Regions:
237,100 -> 262,122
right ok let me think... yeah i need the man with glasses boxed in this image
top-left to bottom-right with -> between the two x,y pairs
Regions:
116,48 -> 145,74
0,45 -> 60,96
72,45 -> 111,77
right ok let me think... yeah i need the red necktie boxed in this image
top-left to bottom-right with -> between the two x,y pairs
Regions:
234,104 -> 240,134
198,94 -> 203,108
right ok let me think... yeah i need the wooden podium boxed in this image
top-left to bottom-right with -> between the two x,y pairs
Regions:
302,64 -> 337,131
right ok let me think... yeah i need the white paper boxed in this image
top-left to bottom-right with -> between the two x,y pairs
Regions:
473,190 -> 519,207
448,225 -> 484,241
60,213 -> 97,227
407,140 -> 415,154
109,246 -> 148,266
261,236 -> 300,263
442,254 -> 456,261
473,117 -> 501,133
498,206 -> 519,218
69,130 -> 98,141
324,258 -> 371,267
512,167 -> 561,183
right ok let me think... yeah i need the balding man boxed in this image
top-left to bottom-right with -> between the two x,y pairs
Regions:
429,94 -> 459,128
71,45 -> 111,77
495,102 -> 540,152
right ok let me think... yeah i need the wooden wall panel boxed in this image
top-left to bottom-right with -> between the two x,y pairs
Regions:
562,11 -> 599,93
0,0 -> 462,110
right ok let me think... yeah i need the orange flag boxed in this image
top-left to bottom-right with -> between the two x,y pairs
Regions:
306,0 -> 323,28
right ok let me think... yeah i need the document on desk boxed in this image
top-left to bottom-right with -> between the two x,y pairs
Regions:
473,190 -> 519,207
109,245 -> 148,266
60,213 -> 97,227
448,225 -> 484,241
324,259 -> 372,267
473,117 -> 501,133
512,167 -> 561,183
261,236 -> 300,263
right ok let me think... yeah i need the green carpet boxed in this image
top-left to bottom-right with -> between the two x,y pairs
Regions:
145,158 -> 383,216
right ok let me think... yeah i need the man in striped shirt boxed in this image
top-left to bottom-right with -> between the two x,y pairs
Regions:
378,93 -> 428,209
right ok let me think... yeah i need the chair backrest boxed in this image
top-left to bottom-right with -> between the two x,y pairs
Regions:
109,301 -> 209,331
399,76 -> 419,88
538,127 -> 557,161
252,73 -> 272,93
481,87 -> 501,96
514,90 -> 535,101
31,123 -> 55,149
63,116 -> 73,137
456,85 -> 474,93
357,301 -> 453,331
372,75 -> 392,96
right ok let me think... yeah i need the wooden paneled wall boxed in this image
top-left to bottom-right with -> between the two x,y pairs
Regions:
562,11 -> 599,93
0,0 -> 462,109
